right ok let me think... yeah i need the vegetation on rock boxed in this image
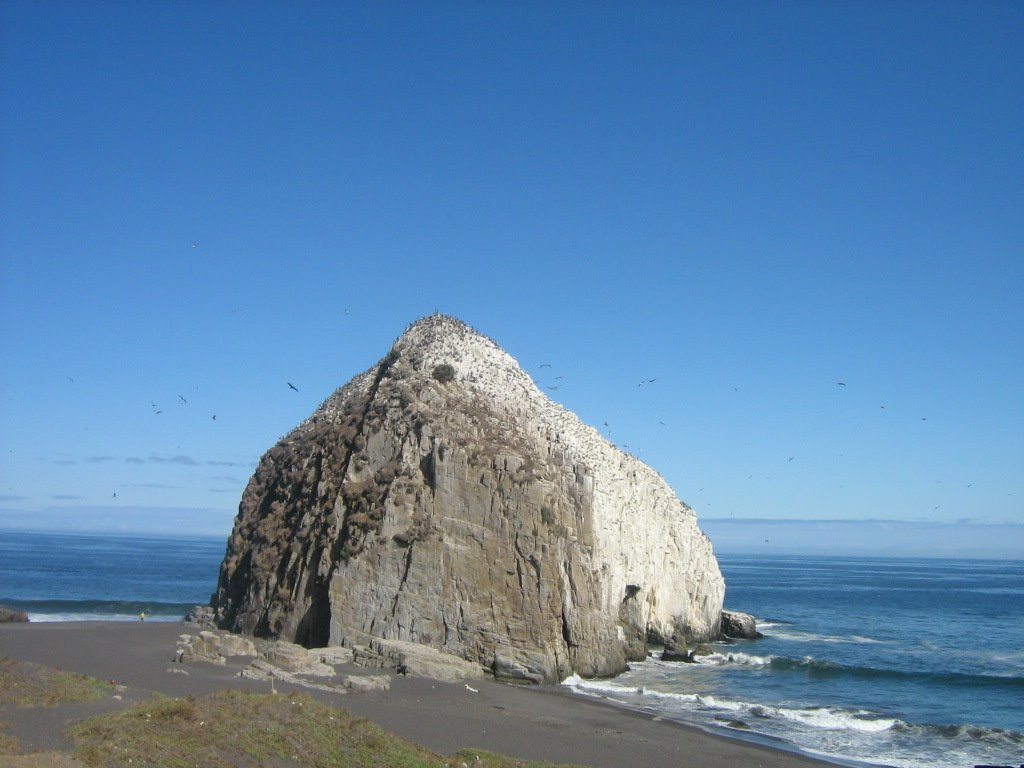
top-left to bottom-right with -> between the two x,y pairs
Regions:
431,363 -> 456,383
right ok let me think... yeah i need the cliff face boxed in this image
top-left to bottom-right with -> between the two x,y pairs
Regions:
212,315 -> 724,682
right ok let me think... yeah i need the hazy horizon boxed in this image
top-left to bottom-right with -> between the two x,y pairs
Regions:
1,507 -> 1020,561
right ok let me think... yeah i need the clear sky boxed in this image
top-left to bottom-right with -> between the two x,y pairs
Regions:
1,2 -> 1021,557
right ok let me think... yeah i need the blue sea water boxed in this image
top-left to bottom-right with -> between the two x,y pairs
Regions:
1,532 -> 1021,767
565,554 -> 1024,768
0,530 -> 225,621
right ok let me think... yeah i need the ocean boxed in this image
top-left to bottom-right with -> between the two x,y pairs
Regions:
566,555 -> 1024,768
0,530 -> 225,621
1,532 -> 1021,768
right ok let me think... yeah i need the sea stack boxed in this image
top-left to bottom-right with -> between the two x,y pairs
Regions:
212,315 -> 725,682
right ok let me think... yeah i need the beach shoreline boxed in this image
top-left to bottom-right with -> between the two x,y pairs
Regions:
0,620 -> 838,768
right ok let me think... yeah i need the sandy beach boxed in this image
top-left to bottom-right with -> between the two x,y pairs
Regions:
0,621 -> 839,767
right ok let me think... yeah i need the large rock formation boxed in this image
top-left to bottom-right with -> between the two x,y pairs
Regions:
212,315 -> 724,683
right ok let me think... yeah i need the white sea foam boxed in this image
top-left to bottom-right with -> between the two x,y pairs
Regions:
639,688 -> 702,705
767,705 -> 900,732
561,675 -> 643,696
694,651 -> 773,667
27,612 -> 177,622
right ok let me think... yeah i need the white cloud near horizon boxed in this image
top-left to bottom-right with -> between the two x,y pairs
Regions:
701,518 -> 1024,560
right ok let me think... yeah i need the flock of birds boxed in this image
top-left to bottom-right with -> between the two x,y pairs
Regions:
146,381 -> 302,424
83,298 -> 970,517
104,376 -> 308,500
528,360 -> 964,527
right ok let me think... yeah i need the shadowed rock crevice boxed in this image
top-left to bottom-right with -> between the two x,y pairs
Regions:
212,315 -> 724,682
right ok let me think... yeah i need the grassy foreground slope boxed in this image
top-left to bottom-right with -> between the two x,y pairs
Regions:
0,659 -> 583,768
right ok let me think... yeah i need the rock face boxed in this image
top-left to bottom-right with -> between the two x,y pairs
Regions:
212,315 -> 725,683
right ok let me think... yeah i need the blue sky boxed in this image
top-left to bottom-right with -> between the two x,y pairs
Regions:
1,2 -> 1021,557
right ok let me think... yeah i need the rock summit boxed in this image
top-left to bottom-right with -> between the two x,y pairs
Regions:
212,315 -> 724,682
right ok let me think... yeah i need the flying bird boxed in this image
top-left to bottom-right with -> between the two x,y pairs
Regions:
178,395 -> 188,405
287,382 -> 299,392
837,381 -> 846,387
212,414 -> 217,421
539,363 -> 551,368
190,241 -> 199,248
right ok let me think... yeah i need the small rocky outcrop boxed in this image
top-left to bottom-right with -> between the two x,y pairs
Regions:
211,315 -> 725,683
660,640 -> 714,663
183,605 -> 216,629
720,610 -> 763,639
175,630 -> 257,665
174,628 -> 479,686
353,636 -> 486,683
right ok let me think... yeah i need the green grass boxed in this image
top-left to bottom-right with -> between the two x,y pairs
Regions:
0,658 -> 113,708
69,689 -> 585,768
0,722 -> 19,755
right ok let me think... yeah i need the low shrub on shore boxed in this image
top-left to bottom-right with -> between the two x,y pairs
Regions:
0,658 -> 112,708
0,605 -> 29,623
0,723 -> 18,756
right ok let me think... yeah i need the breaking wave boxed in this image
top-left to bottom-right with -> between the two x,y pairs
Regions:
895,721 -> 1024,749
765,655 -> 1024,690
659,649 -> 1024,691
766,627 -> 884,644
561,674 -> 901,733
11,599 -> 195,621
692,651 -> 774,667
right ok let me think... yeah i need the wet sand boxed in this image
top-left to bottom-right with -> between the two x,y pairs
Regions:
0,621 -> 836,767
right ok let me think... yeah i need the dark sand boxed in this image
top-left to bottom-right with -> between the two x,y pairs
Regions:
0,621 -> 836,767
